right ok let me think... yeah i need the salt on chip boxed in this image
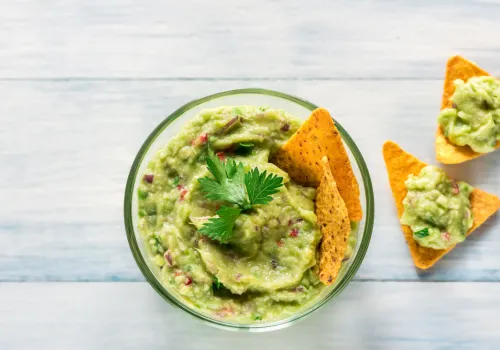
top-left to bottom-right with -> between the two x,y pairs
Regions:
273,108 -> 362,221
316,156 -> 351,285
436,55 -> 500,164
383,140 -> 500,269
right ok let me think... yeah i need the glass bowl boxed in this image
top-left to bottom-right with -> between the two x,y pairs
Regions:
124,88 -> 374,332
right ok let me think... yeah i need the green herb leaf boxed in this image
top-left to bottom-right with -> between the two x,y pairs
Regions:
225,158 -> 246,184
138,188 -> 149,200
205,147 -> 227,183
197,177 -> 245,204
173,175 -> 180,186
198,147 -> 250,209
414,228 -> 430,238
212,276 -> 222,290
198,206 -> 242,243
245,168 -> 284,206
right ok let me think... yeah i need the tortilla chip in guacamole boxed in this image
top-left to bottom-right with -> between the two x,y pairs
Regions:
316,156 -> 351,285
273,108 -> 362,221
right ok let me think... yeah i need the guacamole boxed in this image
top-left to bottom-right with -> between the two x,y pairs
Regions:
438,76 -> 500,153
137,106 -> 358,322
401,166 -> 474,250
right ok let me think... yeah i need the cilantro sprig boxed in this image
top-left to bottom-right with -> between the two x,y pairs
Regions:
197,146 -> 284,243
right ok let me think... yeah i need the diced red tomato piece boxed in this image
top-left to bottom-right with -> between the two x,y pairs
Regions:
442,232 -> 451,241
180,189 -> 188,200
198,133 -> 208,145
216,151 -> 225,161
277,239 -> 284,247
184,277 -> 193,286
177,185 -> 188,200
192,133 -> 208,146
290,228 -> 299,238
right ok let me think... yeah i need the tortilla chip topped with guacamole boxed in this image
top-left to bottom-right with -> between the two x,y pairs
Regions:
383,140 -> 500,269
273,108 -> 363,221
436,55 -> 500,164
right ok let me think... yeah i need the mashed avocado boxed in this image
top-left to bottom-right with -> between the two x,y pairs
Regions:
401,166 -> 474,250
438,76 -> 500,153
137,106 -> 358,323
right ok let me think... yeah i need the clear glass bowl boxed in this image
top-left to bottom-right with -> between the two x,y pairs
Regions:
124,88 -> 374,331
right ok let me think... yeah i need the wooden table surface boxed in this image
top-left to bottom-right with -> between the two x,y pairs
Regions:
1,1 -> 500,349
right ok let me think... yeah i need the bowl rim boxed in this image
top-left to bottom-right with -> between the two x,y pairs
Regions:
124,88 -> 374,331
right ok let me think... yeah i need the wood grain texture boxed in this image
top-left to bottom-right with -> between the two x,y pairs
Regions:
0,0 -> 499,79
2,0 -> 500,347
1,282 -> 500,349
1,80 -> 498,282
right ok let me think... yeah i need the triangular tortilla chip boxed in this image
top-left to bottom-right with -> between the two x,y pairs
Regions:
273,108 -> 362,221
436,55 -> 500,164
383,140 -> 500,269
316,156 -> 351,285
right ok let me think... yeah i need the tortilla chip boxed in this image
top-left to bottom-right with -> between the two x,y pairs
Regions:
436,55 -> 500,164
316,156 -> 351,285
273,108 -> 362,221
383,140 -> 500,269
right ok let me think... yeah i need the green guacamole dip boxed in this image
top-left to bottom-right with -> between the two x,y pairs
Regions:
137,106 -> 358,322
438,76 -> 500,153
401,166 -> 474,250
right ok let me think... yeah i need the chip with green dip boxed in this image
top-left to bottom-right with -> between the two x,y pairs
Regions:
383,140 -> 500,269
435,55 -> 500,164
401,165 -> 474,250
137,105 -> 360,323
438,76 -> 500,154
